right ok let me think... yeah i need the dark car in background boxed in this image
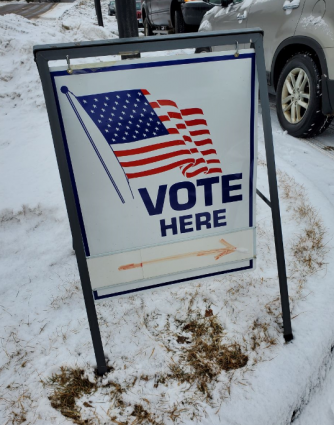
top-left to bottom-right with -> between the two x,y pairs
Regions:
142,0 -> 220,35
109,0 -> 143,27
108,0 -> 116,16
136,0 -> 143,27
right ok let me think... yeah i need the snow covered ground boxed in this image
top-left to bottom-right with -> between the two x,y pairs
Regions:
1,2 -> 334,424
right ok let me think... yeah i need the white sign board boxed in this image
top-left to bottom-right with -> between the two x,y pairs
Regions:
50,49 -> 257,299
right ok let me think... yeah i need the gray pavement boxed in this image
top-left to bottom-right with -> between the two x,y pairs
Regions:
0,2 -> 56,19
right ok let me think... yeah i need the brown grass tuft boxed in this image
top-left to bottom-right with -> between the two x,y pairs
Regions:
250,320 -> 277,350
168,310 -> 248,397
130,404 -> 160,424
276,169 -> 328,293
44,367 -> 97,424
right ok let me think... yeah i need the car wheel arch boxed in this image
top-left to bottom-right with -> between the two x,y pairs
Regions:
141,3 -> 149,25
271,37 -> 328,91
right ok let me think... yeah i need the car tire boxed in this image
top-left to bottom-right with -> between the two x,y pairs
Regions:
175,9 -> 186,34
276,53 -> 333,138
144,17 -> 153,36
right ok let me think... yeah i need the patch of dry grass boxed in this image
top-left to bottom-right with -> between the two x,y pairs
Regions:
0,384 -> 34,425
45,367 -> 163,425
128,404 -> 161,425
278,170 -> 327,292
0,205 -> 43,224
250,320 -> 277,351
44,367 -> 97,424
49,280 -> 81,310
164,309 -> 248,398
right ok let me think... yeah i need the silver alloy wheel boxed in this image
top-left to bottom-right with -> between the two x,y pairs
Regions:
281,67 -> 310,124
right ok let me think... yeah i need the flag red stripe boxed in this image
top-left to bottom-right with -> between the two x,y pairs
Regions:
150,102 -> 160,109
183,135 -> 192,142
158,99 -> 178,108
202,149 -> 217,156
207,159 -> 221,164
127,159 -> 194,179
207,168 -> 223,174
190,148 -> 199,154
181,159 -> 206,175
120,149 -> 191,167
190,129 -> 210,136
141,89 -> 150,95
176,124 -> 187,130
168,128 -> 179,134
159,115 -> 170,122
181,108 -> 203,116
115,140 -> 186,157
194,139 -> 212,146
181,163 -> 193,174
186,167 -> 209,178
185,119 -> 207,127
168,112 -> 182,120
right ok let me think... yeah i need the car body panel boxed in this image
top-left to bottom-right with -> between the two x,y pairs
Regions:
149,0 -> 171,25
247,0 -> 307,72
295,0 -> 334,48
143,0 -> 218,31
295,0 -> 334,79
199,1 -> 252,50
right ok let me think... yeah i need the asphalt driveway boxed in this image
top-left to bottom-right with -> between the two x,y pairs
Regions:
0,2 -> 56,19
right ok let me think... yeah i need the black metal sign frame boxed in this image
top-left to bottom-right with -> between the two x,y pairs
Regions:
34,29 -> 293,375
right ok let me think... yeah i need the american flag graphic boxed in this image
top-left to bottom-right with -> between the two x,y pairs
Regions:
74,89 -> 222,180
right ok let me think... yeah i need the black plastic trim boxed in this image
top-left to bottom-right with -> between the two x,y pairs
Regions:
181,2 -> 213,26
271,36 -> 328,88
141,2 -> 153,28
322,75 -> 334,115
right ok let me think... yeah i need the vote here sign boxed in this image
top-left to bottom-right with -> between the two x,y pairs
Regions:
50,49 -> 258,299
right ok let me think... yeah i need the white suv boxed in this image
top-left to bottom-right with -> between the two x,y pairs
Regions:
198,0 -> 334,138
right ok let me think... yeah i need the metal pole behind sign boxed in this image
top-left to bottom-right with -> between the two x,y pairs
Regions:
115,0 -> 138,38
254,37 -> 293,342
94,0 -> 104,27
115,0 -> 140,59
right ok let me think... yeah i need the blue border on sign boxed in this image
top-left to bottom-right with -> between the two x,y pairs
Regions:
50,52 -> 256,296
249,53 -> 256,228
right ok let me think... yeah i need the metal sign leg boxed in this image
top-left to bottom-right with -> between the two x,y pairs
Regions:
74,241 -> 109,375
254,37 -> 293,342
35,57 -> 109,374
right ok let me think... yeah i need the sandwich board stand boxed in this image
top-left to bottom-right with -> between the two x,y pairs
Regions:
34,29 -> 293,376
